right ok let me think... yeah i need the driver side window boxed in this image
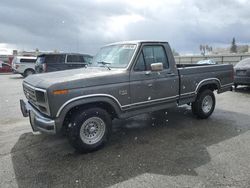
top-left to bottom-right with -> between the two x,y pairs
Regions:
134,45 -> 169,71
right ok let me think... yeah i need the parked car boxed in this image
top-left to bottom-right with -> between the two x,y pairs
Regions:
12,56 -> 37,77
35,53 -> 93,73
20,40 -> 233,152
197,59 -> 217,65
234,58 -> 250,88
0,60 -> 12,73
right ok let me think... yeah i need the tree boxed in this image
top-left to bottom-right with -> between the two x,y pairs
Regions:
230,37 -> 237,53
199,44 -> 213,56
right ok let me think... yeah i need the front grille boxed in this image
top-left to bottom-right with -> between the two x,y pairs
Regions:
23,83 -> 37,106
23,83 -> 50,115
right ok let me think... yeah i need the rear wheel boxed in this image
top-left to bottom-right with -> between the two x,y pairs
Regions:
192,89 -> 215,119
23,69 -> 35,77
68,108 -> 112,153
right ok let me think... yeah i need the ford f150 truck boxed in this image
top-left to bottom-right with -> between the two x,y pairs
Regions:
20,41 -> 234,152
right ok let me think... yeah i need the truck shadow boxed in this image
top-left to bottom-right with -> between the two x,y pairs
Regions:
11,106 -> 250,188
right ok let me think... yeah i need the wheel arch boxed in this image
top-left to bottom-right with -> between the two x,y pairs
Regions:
23,68 -> 35,77
196,79 -> 221,94
56,96 -> 122,132
24,68 -> 35,73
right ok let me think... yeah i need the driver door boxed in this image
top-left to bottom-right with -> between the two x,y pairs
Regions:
129,44 -> 178,108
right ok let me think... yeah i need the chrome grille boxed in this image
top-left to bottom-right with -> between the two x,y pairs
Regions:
23,83 -> 37,106
23,83 -> 50,115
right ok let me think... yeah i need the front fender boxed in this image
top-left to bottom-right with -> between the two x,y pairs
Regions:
55,95 -> 123,130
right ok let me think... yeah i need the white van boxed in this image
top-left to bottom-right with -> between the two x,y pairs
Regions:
12,56 -> 37,77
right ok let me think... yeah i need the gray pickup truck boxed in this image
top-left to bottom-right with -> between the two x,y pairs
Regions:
20,40 -> 233,152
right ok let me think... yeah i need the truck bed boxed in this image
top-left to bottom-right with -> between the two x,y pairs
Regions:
177,63 -> 233,105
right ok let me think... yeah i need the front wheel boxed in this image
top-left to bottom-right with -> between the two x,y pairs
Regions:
192,89 -> 215,119
68,108 -> 112,153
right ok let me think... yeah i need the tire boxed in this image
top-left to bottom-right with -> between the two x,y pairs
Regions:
68,108 -> 112,153
23,69 -> 35,77
191,89 -> 215,119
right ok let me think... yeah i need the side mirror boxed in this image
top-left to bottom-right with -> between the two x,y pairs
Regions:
151,62 -> 163,72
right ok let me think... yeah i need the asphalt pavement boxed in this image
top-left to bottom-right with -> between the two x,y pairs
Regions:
0,74 -> 250,188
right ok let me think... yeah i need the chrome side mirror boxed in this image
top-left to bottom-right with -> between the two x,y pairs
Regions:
151,62 -> 163,71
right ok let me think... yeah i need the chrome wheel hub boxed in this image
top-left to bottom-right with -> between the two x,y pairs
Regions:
89,126 -> 96,134
202,95 -> 213,113
80,117 -> 106,144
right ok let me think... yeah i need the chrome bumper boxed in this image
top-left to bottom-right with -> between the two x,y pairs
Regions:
20,99 -> 56,134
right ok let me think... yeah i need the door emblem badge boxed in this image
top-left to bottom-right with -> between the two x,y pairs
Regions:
119,90 -> 128,96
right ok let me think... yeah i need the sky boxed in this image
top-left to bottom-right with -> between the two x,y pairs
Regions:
0,0 -> 250,55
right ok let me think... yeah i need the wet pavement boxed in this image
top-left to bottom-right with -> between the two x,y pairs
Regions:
0,74 -> 250,188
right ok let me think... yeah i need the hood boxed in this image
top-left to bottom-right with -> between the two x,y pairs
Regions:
24,67 -> 128,90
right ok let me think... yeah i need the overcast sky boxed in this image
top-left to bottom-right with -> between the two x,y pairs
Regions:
0,0 -> 250,55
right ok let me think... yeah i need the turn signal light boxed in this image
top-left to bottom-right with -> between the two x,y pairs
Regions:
53,89 -> 69,95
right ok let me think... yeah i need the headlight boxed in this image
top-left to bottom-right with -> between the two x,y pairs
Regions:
35,89 -> 50,116
36,90 -> 46,103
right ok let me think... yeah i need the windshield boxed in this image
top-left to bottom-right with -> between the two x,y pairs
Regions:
92,44 -> 137,68
235,58 -> 250,68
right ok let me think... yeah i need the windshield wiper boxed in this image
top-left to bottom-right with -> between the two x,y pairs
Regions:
97,61 -> 111,70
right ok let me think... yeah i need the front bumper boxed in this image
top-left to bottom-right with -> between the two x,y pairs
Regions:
20,99 -> 56,134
